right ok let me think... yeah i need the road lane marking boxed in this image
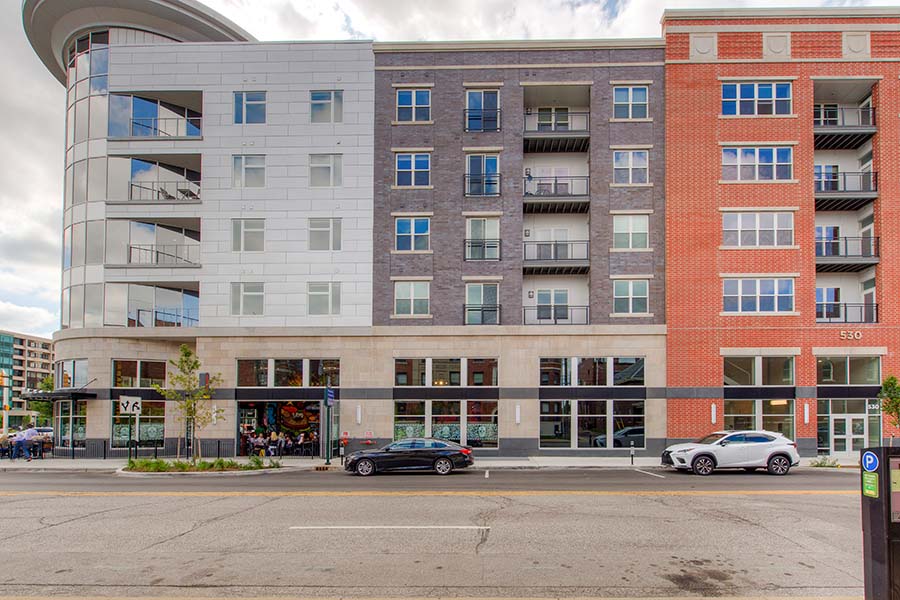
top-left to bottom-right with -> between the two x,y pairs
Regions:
289,525 -> 488,530
0,489 -> 855,498
634,468 -> 666,479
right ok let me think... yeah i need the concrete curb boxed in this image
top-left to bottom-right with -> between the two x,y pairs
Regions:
113,465 -> 314,477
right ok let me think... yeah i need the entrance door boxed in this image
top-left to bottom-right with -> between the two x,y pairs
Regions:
831,415 -> 866,456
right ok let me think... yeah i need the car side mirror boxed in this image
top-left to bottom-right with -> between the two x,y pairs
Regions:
719,440 -> 729,446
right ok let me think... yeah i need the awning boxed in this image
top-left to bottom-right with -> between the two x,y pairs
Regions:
20,391 -> 97,401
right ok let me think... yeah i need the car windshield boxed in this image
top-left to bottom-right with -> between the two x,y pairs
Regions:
694,433 -> 727,444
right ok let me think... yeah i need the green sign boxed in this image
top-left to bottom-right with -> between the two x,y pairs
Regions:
863,472 -> 879,498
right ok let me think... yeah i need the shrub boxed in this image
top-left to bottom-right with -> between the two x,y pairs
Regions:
809,455 -> 840,468
247,454 -> 264,469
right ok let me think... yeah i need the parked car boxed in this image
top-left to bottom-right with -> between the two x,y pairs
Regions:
345,438 -> 474,476
593,426 -> 645,448
661,430 -> 800,476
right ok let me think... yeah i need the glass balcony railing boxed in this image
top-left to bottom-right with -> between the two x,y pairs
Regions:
128,244 -> 200,266
814,107 -> 875,128
128,180 -> 201,202
129,308 -> 199,328
814,172 -> 877,194
130,116 -> 202,138
815,237 -> 879,258
523,176 -> 589,197
523,241 -> 589,261
523,305 -> 589,325
816,303 -> 878,324
524,112 -> 589,133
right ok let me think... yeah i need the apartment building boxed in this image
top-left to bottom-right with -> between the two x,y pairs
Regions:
0,330 -> 53,409
662,9 -> 900,458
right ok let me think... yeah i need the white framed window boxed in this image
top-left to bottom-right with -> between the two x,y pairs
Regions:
308,282 -> 341,316
613,86 -> 648,119
395,153 -> 430,187
723,278 -> 794,313
721,147 -> 793,181
721,82 -> 792,116
465,283 -> 499,325
396,89 -> 431,122
231,282 -> 264,316
232,219 -> 265,252
310,154 -> 342,187
722,212 -> 793,247
613,151 -> 648,184
613,215 -> 649,249
394,281 -> 430,316
310,90 -> 343,123
234,91 -> 266,124
395,217 -> 430,251
233,155 -> 265,188
309,218 -> 341,251
613,280 -> 649,314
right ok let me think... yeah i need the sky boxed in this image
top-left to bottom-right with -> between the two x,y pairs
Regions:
0,0 -> 888,338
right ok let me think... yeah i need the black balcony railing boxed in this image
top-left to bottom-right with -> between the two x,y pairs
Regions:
523,111 -> 590,133
815,237 -> 880,258
464,304 -> 501,325
523,176 -> 589,197
129,308 -> 199,328
128,180 -> 201,202
814,172 -> 877,194
814,107 -> 875,128
464,239 -> 501,261
816,303 -> 878,324
464,109 -> 501,132
128,244 -> 200,265
523,240 -> 589,261
523,305 -> 589,325
464,174 -> 502,196
130,116 -> 202,137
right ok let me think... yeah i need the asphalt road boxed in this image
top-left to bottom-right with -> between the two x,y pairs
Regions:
0,468 -> 863,598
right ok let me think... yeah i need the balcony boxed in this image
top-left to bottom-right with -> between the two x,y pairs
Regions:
523,305 -> 589,325
464,174 -> 501,197
464,304 -> 500,325
815,237 -> 879,272
816,303 -> 878,324
464,109 -> 501,132
523,111 -> 590,152
130,116 -> 202,138
814,107 -> 876,150
523,176 -> 590,213
129,308 -> 199,328
814,172 -> 877,211
464,239 -> 501,261
128,244 -> 200,267
523,241 -> 590,275
129,180 -> 201,203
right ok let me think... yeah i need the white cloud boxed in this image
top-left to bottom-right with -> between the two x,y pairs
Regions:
0,300 -> 58,338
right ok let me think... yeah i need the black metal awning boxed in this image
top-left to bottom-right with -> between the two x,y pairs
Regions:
20,391 -> 97,401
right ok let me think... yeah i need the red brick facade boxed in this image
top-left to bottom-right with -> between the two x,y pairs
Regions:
663,13 -> 900,453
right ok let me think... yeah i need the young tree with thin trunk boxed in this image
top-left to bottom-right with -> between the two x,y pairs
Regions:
878,375 -> 900,447
153,344 -> 223,463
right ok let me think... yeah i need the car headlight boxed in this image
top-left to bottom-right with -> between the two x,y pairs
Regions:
676,448 -> 693,454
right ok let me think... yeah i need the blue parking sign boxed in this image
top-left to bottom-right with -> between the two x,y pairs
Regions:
862,451 -> 879,473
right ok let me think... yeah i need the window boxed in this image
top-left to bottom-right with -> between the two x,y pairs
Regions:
56,359 -> 87,389
465,218 -> 500,260
723,278 -> 794,313
234,91 -> 266,124
724,356 -> 793,386
310,90 -> 342,123
273,360 -> 303,387
468,358 -> 498,386
540,400 -> 571,448
55,400 -> 87,448
308,218 -> 341,251
465,283 -> 499,325
394,401 -> 426,439
814,103 -> 839,127
394,281 -> 430,316
395,218 -> 430,251
814,165 -> 841,192
233,155 -> 265,188
309,154 -> 342,187
308,359 -> 340,387
112,359 -> 165,387
465,154 -> 500,196
817,356 -> 880,385
613,358 -> 644,386
577,358 -> 607,386
231,282 -> 264,316
540,358 -> 571,386
396,89 -> 431,122
613,86 -> 648,119
466,90 -> 500,131
722,212 -> 793,247
394,357 -> 497,387
432,359 -> 461,386
112,401 -> 164,447
613,215 -> 649,249
763,356 -> 794,385
395,153 -> 430,187
237,360 -> 268,387
394,359 -> 427,386
725,399 -> 794,438
613,280 -> 649,314
721,82 -> 792,116
542,399 -> 645,449
232,219 -> 265,252
816,287 -> 841,320
721,147 -> 793,181
308,282 -> 341,316
613,151 -> 648,184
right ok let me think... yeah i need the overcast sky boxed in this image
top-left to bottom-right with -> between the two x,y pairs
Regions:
0,0 -> 886,338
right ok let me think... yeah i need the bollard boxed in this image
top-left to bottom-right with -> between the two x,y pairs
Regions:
102,443 -> 106,460
153,443 -> 158,460
630,441 -> 635,466
217,439 -> 221,459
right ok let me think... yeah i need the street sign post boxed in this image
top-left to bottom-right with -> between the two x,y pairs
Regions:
119,396 -> 141,460
323,384 -> 335,466
860,446 -> 900,599
0,369 -> 10,436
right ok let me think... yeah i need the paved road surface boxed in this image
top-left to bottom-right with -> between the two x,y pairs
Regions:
0,468 -> 862,598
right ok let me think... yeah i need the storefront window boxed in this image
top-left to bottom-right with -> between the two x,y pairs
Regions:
394,401 -> 425,440
394,359 -> 426,386
112,400 -> 165,447
309,359 -> 340,387
540,400 -> 571,447
817,356 -> 848,384
468,358 -> 498,386
849,357 -> 880,384
56,359 -> 88,388
613,358 -> 644,386
237,359 -> 268,387
577,401 -> 606,448
762,399 -> 794,437
540,358 -> 570,386
273,360 -> 303,387
112,360 -> 138,387
724,400 -> 755,430
113,360 -> 165,387
577,359 -> 607,386
817,399 -> 830,454
431,359 -> 461,386
723,357 -> 754,386
139,361 -> 166,388
762,356 -> 793,385
466,401 -> 497,448
431,401 -> 461,443
54,400 -> 87,447
612,400 -> 645,447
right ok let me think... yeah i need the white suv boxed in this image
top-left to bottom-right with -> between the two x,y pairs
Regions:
662,430 -> 800,476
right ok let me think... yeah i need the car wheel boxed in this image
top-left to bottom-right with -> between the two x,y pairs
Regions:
355,458 -> 375,477
767,455 -> 791,476
434,457 -> 453,475
691,455 -> 715,476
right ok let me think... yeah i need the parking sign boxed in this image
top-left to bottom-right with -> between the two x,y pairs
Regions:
862,451 -> 879,473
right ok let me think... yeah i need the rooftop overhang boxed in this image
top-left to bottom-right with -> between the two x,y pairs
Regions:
21,390 -> 97,401
23,0 -> 255,85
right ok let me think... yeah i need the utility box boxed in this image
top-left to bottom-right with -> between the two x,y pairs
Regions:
861,447 -> 900,599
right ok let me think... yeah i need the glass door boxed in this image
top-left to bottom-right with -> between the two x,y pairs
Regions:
830,415 -> 866,455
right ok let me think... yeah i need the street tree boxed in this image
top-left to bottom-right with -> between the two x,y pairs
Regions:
153,344 -> 223,462
878,375 -> 900,447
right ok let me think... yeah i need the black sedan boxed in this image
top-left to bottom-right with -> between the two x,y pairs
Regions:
345,438 -> 474,476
